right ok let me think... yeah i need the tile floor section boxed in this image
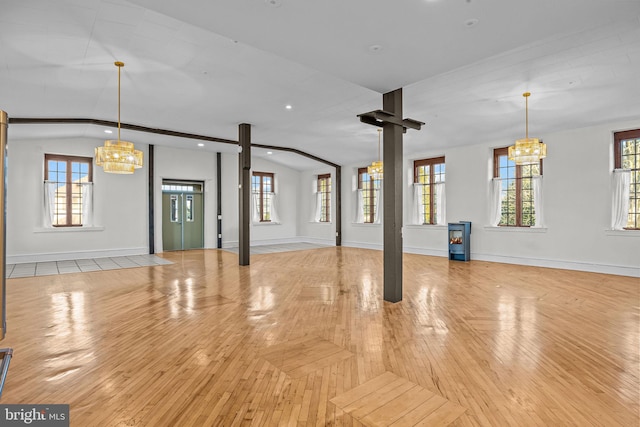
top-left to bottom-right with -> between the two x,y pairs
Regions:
6,255 -> 172,278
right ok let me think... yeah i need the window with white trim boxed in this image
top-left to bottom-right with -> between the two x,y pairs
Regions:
44,154 -> 93,227
317,174 -> 331,222
614,129 -> 639,229
493,147 -> 542,227
357,167 -> 381,224
414,157 -> 445,225
252,172 -> 274,222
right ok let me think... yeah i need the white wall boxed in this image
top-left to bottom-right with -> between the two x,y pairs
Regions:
297,168 -> 336,245
153,146 -> 218,253
7,137 -> 148,263
301,119 -> 639,277
220,152 -> 238,248
220,154 -> 301,247
8,119 -> 639,276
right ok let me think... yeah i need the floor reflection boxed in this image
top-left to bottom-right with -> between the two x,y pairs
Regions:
494,294 -> 540,369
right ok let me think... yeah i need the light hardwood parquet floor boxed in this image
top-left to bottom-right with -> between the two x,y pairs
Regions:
1,247 -> 638,426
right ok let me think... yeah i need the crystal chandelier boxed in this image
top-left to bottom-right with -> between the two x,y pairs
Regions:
95,61 -> 143,174
508,92 -> 546,165
367,129 -> 383,178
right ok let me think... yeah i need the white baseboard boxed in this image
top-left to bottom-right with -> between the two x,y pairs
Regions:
223,236 -> 335,249
251,237 -> 301,246
472,253 -> 640,278
222,236 -> 302,249
221,240 -> 238,249
8,247 -> 149,264
403,245 -> 448,258
298,236 -> 335,246
18,240 -> 633,278
341,241 -> 638,277
341,240 -> 382,251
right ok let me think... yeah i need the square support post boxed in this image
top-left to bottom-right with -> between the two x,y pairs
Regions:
238,123 -> 251,266
382,89 -> 403,303
335,166 -> 342,246
0,111 -> 7,338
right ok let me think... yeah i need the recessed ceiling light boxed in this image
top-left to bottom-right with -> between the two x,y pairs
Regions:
285,104 -> 292,110
267,151 -> 273,155
104,129 -> 113,134
368,44 -> 384,54
464,18 -> 479,27
198,143 -> 204,147
264,0 -> 282,7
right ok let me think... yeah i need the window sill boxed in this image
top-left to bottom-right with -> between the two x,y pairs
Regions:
35,226 -> 104,233
405,224 -> 447,229
483,226 -> 547,233
252,222 -> 281,226
308,221 -> 332,224
605,229 -> 640,237
351,222 -> 381,227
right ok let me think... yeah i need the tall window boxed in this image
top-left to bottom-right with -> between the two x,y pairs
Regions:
252,172 -> 274,222
615,129 -> 640,229
317,174 -> 331,222
414,157 -> 445,224
45,154 -> 93,226
358,167 -> 381,223
493,147 -> 542,227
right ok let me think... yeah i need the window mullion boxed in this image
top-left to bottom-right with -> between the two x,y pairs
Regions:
515,165 -> 523,227
66,160 -> 73,226
259,176 -> 264,221
370,181 -> 375,223
429,166 -> 435,224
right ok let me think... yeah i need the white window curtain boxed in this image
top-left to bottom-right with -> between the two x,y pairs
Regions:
312,192 -> 322,222
489,178 -> 503,227
531,176 -> 544,228
373,189 -> 382,224
251,193 -> 260,223
269,192 -> 280,223
612,169 -> 631,230
434,182 -> 446,225
355,189 -> 365,223
43,181 -> 57,227
412,184 -> 425,225
82,183 -> 94,227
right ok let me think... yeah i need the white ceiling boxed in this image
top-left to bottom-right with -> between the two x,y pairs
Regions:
1,0 -> 639,170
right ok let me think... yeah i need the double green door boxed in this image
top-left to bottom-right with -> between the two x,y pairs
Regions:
162,183 -> 204,251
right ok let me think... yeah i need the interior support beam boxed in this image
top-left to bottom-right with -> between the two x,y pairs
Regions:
217,152 -> 222,249
358,89 -> 423,302
148,144 -> 155,254
0,111 -> 7,338
11,117 -> 344,250
252,143 -> 342,247
8,118 -> 237,145
382,89 -> 404,303
335,166 -> 342,246
250,143 -> 339,169
238,124 -> 251,266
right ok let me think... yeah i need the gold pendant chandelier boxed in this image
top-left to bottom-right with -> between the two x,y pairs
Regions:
508,92 -> 546,165
95,61 -> 143,174
367,128 -> 383,179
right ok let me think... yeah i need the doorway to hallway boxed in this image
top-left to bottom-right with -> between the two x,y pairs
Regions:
162,180 -> 204,251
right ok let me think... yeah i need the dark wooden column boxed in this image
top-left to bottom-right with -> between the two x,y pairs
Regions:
148,144 -> 154,254
335,166 -> 342,246
238,124 -> 251,266
358,89 -> 423,303
217,152 -> 222,249
382,89 -> 404,302
0,111 -> 7,339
